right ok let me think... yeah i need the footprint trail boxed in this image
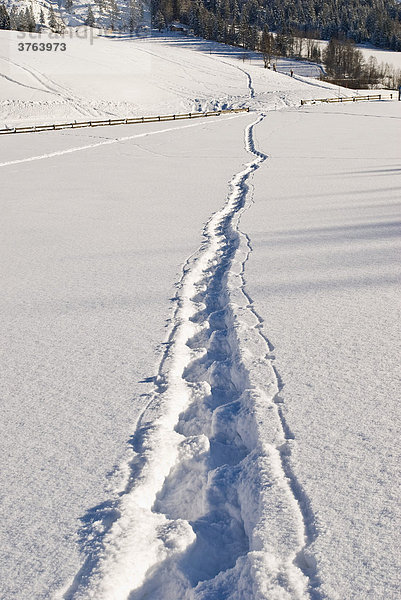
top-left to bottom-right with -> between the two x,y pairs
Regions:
62,114 -> 313,600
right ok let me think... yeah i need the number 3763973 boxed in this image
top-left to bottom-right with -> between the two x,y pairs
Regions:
18,42 -> 67,51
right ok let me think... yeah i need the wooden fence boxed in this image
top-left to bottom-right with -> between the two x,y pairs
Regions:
301,93 -> 395,106
0,107 -> 250,136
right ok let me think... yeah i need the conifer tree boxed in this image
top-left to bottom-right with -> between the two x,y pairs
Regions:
26,6 -> 36,31
260,24 -> 273,66
48,6 -> 57,30
0,4 -> 10,29
9,5 -> 17,29
85,4 -> 95,26
155,9 -> 166,30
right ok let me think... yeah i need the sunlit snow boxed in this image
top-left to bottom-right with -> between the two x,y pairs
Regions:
1,27 -> 400,600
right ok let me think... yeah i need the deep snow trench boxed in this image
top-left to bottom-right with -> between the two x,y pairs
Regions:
61,115 -> 313,600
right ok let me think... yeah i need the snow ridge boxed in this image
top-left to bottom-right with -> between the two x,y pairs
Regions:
60,115 -> 312,600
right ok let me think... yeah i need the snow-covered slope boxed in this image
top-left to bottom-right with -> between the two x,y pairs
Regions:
0,29 -> 350,128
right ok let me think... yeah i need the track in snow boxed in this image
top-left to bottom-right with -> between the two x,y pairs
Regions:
0,115 -> 245,169
0,56 -> 124,120
61,114 -> 317,600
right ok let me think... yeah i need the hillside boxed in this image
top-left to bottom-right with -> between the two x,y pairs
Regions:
0,0 -> 147,32
0,29 -> 350,128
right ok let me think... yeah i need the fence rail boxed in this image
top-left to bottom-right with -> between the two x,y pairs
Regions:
301,93 -> 395,106
0,108 -> 250,136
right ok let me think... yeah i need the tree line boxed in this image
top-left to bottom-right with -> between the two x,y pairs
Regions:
1,0 -> 400,87
152,0 -> 401,51
0,4 -> 36,32
259,30 -> 401,89
1,0 -> 401,46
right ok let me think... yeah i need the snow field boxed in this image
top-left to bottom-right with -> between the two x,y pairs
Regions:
0,114 -> 245,166
0,113 -> 257,600
1,0 -> 121,30
242,100 -> 401,599
1,23 -> 400,600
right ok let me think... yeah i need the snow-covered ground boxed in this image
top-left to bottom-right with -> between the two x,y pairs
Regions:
242,101 -> 401,599
1,26 -> 400,600
0,113 -> 254,600
358,44 -> 401,70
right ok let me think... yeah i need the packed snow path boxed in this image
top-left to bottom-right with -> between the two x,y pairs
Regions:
59,50 -> 312,600
60,116 -> 312,600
